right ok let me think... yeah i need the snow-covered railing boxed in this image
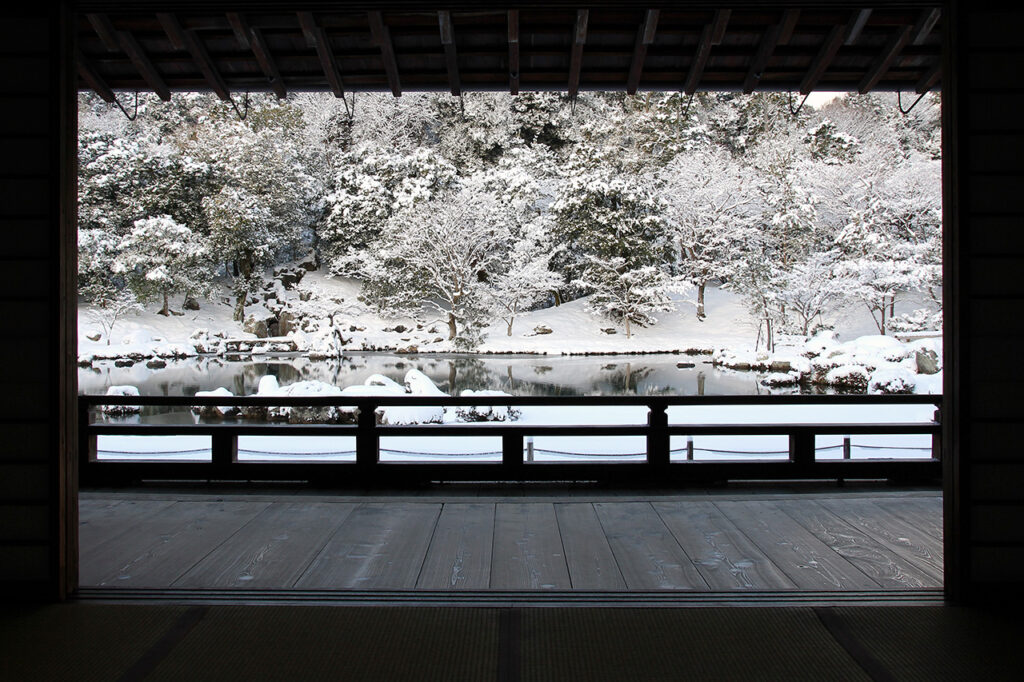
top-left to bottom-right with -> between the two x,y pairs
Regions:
78,394 -> 942,487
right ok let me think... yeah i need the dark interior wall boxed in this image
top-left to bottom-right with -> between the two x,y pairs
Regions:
0,4 -> 76,600
950,2 -> 1024,600
0,0 -> 1019,602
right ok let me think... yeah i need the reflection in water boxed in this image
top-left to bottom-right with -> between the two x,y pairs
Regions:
79,352 -> 784,398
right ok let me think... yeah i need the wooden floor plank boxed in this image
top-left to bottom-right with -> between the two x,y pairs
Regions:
294,503 -> 441,589
79,499 -> 178,557
555,503 -> 626,590
715,500 -> 880,590
416,503 -> 495,590
594,502 -> 708,590
871,498 -> 944,541
490,503 -> 571,590
776,500 -> 941,589
80,500 -> 271,587
171,502 -> 356,589
653,500 -> 797,590
819,498 -> 944,580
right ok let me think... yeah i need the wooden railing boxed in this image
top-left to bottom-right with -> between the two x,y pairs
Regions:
79,394 -> 942,487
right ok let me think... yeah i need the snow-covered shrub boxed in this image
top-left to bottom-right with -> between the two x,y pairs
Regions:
102,385 -> 140,415
760,373 -> 799,387
889,308 -> 942,333
869,367 -> 917,395
457,390 -> 521,422
192,387 -> 239,419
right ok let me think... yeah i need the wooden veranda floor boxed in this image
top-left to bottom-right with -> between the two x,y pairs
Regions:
78,487 -> 942,593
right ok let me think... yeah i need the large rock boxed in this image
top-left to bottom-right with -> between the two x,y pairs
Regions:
243,314 -> 273,339
182,297 -> 200,311
916,349 -> 940,375
278,311 -> 298,336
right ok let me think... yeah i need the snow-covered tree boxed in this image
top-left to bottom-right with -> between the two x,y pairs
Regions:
573,256 -> 686,338
113,216 -> 209,316
661,146 -> 753,319
773,250 -> 852,336
86,288 -> 143,345
360,184 -> 515,345
487,235 -> 564,336
203,187 -> 275,321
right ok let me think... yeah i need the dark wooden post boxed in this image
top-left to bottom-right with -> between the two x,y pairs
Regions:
843,436 -> 852,460
790,429 -> 815,470
211,429 -> 237,473
356,400 -> 378,468
503,433 -> 523,472
647,401 -> 670,469
686,436 -> 694,461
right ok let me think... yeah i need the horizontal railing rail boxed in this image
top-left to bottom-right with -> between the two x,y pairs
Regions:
79,394 -> 942,487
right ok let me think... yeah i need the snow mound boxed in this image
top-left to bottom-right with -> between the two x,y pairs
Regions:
869,366 -> 917,395
193,387 -> 239,418
824,365 -> 870,391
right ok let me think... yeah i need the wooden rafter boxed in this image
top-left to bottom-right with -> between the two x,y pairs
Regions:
916,61 -> 941,94
845,9 -> 872,46
743,9 -> 798,94
227,13 -> 286,99
626,9 -> 659,95
800,22 -> 846,95
297,12 -> 346,99
118,30 -> 171,101
911,8 -> 941,45
568,9 -> 588,98
86,14 -> 120,52
77,49 -> 116,103
777,9 -> 800,46
438,11 -> 460,97
684,10 -> 729,96
156,13 -> 186,51
159,14 -> 231,102
368,10 -> 402,97
507,9 -> 519,95
858,25 -> 912,94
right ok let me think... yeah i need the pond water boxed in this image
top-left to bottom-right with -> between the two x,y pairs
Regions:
78,352 -> 796,398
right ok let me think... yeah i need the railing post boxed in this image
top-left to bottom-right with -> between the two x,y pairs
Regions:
356,400 -> 378,469
932,403 -> 942,461
211,429 -> 237,473
686,436 -> 694,461
647,401 -> 670,469
843,436 -> 852,460
503,433 -> 523,471
790,428 -> 815,471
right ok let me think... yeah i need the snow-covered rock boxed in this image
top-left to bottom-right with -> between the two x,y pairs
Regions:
102,385 -> 140,415
193,387 -> 239,419
824,365 -> 870,392
869,366 -> 917,395
760,373 -> 800,387
456,390 -> 521,422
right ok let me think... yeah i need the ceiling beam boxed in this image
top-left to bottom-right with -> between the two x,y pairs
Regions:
626,9 -> 659,95
684,9 -> 729,96
117,30 -> 171,101
568,9 -> 588,98
368,10 -> 402,97
845,9 -> 872,45
916,60 -> 941,94
159,14 -> 231,102
228,13 -> 286,99
743,10 -> 798,94
858,25 -> 912,93
777,9 -> 800,46
77,49 -> 116,103
799,21 -> 845,95
911,8 -> 941,45
297,12 -> 346,99
508,9 -> 519,95
438,11 -> 460,96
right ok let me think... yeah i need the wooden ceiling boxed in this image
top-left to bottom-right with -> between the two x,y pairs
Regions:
76,5 -> 942,105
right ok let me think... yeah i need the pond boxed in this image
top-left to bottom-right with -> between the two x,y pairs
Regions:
78,352 -> 796,398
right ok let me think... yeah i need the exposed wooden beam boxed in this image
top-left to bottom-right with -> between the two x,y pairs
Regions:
568,9 -> 588,98
911,8 -> 941,45
626,9 -> 659,95
743,10 -> 798,94
799,22 -> 845,95
87,14 -> 120,52
858,25 -> 912,93
438,11 -> 460,96
117,30 -> 171,101
160,14 -> 231,102
845,9 -> 872,45
508,9 -> 519,95
298,12 -> 346,99
228,13 -> 286,99
368,10 -> 402,97
684,10 -> 729,96
915,60 -> 941,94
777,9 -> 800,46
77,49 -> 116,103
